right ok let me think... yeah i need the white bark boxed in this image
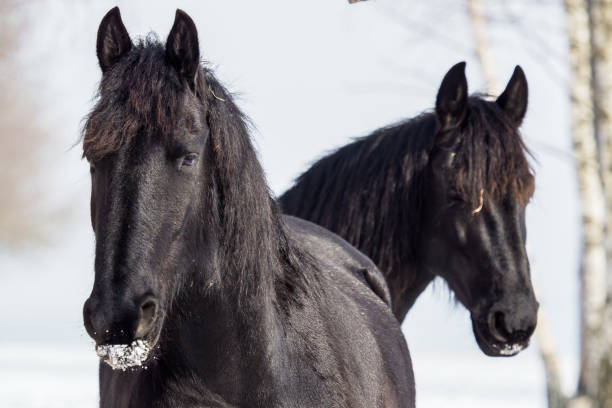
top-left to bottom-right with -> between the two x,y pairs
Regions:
566,0 -> 607,402
590,0 -> 612,405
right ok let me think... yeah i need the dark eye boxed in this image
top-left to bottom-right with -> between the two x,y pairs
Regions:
180,153 -> 199,168
89,164 -> 95,174
448,187 -> 463,201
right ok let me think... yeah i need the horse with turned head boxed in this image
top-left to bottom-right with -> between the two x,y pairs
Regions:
281,62 -> 539,357
82,8 -> 414,407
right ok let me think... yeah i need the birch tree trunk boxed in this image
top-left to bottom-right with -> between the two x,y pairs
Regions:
566,0 -> 608,404
590,0 -> 612,405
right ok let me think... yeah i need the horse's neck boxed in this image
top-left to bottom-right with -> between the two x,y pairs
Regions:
159,264 -> 284,404
158,156 -> 289,402
360,137 -> 430,287
389,267 -> 435,321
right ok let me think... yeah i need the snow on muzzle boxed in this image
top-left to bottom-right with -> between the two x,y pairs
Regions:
95,339 -> 152,371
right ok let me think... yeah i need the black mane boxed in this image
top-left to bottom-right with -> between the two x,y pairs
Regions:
202,63 -> 312,306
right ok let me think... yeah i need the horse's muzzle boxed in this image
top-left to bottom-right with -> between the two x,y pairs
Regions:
83,293 -> 159,345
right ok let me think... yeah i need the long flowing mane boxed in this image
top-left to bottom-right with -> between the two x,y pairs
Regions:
280,96 -> 534,293
202,63 -> 312,305
82,37 -> 309,307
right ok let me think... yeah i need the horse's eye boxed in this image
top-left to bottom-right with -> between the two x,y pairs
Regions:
90,164 -> 96,174
448,187 -> 462,201
180,153 -> 199,168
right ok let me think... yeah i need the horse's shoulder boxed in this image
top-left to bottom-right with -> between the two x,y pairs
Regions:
282,215 -> 392,307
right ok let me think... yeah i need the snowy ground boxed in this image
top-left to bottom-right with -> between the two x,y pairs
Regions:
0,343 -> 97,408
0,341 -> 576,407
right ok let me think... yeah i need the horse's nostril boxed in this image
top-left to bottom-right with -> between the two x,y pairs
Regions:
487,311 -> 509,342
488,309 -> 536,344
135,298 -> 159,339
494,311 -> 510,338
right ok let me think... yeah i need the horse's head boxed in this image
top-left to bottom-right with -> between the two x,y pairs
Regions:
420,62 -> 538,356
82,8 -> 209,363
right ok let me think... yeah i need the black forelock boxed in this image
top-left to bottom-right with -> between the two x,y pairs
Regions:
452,96 -> 534,208
83,35 -> 198,162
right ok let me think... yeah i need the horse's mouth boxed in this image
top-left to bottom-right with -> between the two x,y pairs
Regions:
471,317 -> 528,357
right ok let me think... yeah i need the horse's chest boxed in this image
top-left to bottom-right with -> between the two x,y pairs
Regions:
99,364 -> 156,408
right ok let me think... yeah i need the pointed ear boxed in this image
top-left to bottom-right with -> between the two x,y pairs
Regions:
435,62 -> 468,131
496,66 -> 528,125
96,7 -> 132,73
166,9 -> 200,88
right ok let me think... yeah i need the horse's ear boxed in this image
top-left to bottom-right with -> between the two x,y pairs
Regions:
96,7 -> 132,73
166,9 -> 200,88
496,66 -> 528,125
435,62 -> 468,132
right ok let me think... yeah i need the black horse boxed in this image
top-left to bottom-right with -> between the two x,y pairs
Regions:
281,62 -> 539,357
82,8 -> 414,408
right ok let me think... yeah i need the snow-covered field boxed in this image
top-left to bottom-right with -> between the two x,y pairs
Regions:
0,343 -> 97,408
0,341 -> 576,407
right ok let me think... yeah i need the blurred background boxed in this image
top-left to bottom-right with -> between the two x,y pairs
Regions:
1,0 -> 609,407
